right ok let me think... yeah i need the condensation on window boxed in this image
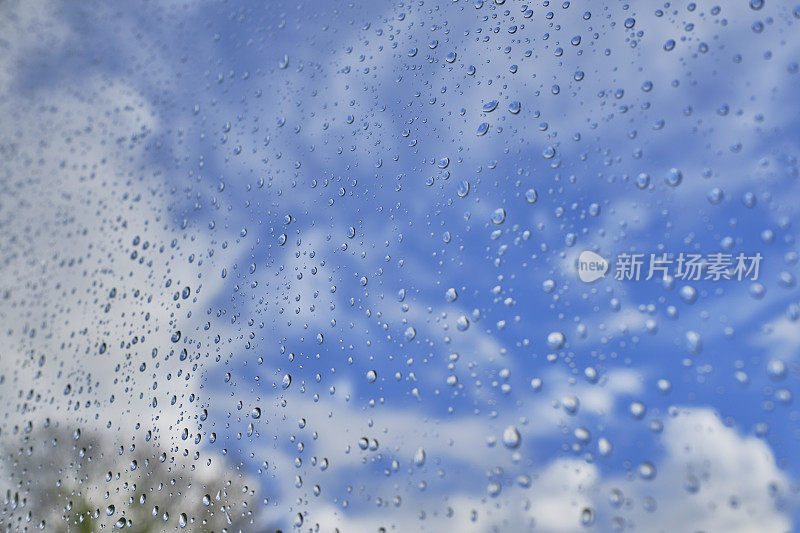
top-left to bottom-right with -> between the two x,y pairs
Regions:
1,0 -> 799,531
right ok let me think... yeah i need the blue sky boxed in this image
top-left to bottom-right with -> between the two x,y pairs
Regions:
1,0 -> 800,531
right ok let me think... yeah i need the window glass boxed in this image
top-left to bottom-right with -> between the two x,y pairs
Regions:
1,0 -> 799,531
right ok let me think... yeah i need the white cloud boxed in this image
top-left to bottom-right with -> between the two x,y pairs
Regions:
288,407 -> 792,532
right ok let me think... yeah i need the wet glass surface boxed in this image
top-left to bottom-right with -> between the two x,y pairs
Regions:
1,1 -> 800,531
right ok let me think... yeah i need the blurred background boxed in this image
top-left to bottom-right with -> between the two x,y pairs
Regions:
1,0 -> 799,530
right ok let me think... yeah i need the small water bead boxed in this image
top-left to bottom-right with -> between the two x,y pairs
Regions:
629,401 -> 647,419
679,285 -> 697,304
638,461 -> 657,480
502,426 -> 521,449
482,100 -> 499,112
664,39 -> 676,51
685,331 -> 703,354
456,315 -> 470,331
684,474 -> 700,494
366,370 -> 377,383
665,168 -> 683,187
775,389 -> 792,405
574,427 -> 591,443
404,326 -> 417,341
251,407 -> 261,419
491,208 -> 506,225
609,489 -> 624,508
457,180 -> 470,198
525,188 -> 538,203
282,374 -> 292,389
508,101 -> 521,114
707,187 -> 724,204
562,396 -> 580,415
767,359 -> 787,381
414,448 -> 426,466
445,288 -> 458,302
546,331 -> 565,349
624,17 -> 635,28
598,437 -> 613,457
476,122 -> 490,136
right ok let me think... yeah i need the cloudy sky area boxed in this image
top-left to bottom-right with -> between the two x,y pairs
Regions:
1,0 -> 799,531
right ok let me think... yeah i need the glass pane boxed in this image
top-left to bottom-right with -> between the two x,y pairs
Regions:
1,0 -> 798,530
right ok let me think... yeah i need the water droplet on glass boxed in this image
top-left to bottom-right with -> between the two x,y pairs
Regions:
502,425 -> 521,449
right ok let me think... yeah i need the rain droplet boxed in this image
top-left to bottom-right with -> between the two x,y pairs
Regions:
490,208 -> 506,225
547,331 -> 565,349
457,180 -> 470,198
413,447 -> 426,466
665,168 -> 683,187
502,425 -> 521,449
482,100 -> 499,112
